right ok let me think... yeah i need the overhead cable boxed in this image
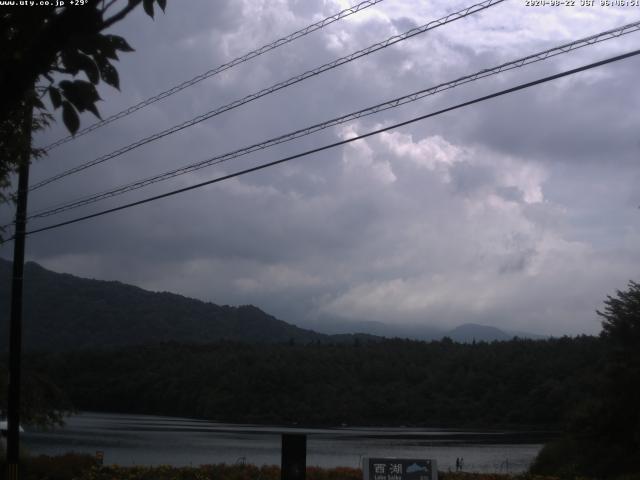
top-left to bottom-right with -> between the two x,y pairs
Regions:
30,0 -> 505,191
21,48 -> 640,237
41,0 -> 388,152
25,20 -> 640,221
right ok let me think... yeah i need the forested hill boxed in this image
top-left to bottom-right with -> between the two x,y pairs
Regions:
0,259 -> 373,351
0,259 -> 535,351
27,336 -> 602,429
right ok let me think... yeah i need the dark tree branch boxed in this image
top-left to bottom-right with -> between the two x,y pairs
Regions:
101,0 -> 120,14
102,0 -> 142,29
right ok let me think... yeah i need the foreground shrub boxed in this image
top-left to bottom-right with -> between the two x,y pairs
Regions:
0,452 -> 98,480
530,435 -> 640,479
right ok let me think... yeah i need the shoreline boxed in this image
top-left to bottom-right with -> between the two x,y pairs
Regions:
5,455 -> 545,480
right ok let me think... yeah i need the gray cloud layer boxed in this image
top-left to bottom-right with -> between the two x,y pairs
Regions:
2,0 -> 639,336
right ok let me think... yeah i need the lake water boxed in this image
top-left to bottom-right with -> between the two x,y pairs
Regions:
23,412 -> 546,473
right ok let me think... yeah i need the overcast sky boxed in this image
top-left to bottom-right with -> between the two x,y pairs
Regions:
1,0 -> 639,336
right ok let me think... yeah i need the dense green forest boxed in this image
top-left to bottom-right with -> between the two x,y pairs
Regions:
24,336 -> 601,429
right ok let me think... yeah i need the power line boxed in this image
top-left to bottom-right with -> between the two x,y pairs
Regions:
41,0 -> 387,152
25,20 -> 640,221
21,48 -> 640,238
30,0 -> 505,191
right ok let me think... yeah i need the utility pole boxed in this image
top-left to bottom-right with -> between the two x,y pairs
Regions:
6,102 -> 32,480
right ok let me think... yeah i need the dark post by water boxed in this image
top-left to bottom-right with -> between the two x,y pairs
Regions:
281,434 -> 307,480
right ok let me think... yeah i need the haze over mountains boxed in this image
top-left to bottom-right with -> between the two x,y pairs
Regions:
0,259 -> 542,351
306,317 -> 544,342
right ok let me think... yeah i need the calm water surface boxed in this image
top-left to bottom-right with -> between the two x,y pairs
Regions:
23,412 -> 545,473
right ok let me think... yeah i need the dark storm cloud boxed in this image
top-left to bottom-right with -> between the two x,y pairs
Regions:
2,0 -> 639,336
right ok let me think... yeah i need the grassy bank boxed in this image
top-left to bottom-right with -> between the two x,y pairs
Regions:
0,454 -> 608,480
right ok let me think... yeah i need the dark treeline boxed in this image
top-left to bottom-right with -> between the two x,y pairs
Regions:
25,336 -> 601,429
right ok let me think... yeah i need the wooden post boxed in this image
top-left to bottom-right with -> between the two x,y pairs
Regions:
281,434 -> 306,480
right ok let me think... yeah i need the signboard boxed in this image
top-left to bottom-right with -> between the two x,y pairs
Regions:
363,458 -> 437,480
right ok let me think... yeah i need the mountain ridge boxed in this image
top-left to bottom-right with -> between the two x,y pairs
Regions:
0,258 -> 541,351
0,259 -> 349,351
